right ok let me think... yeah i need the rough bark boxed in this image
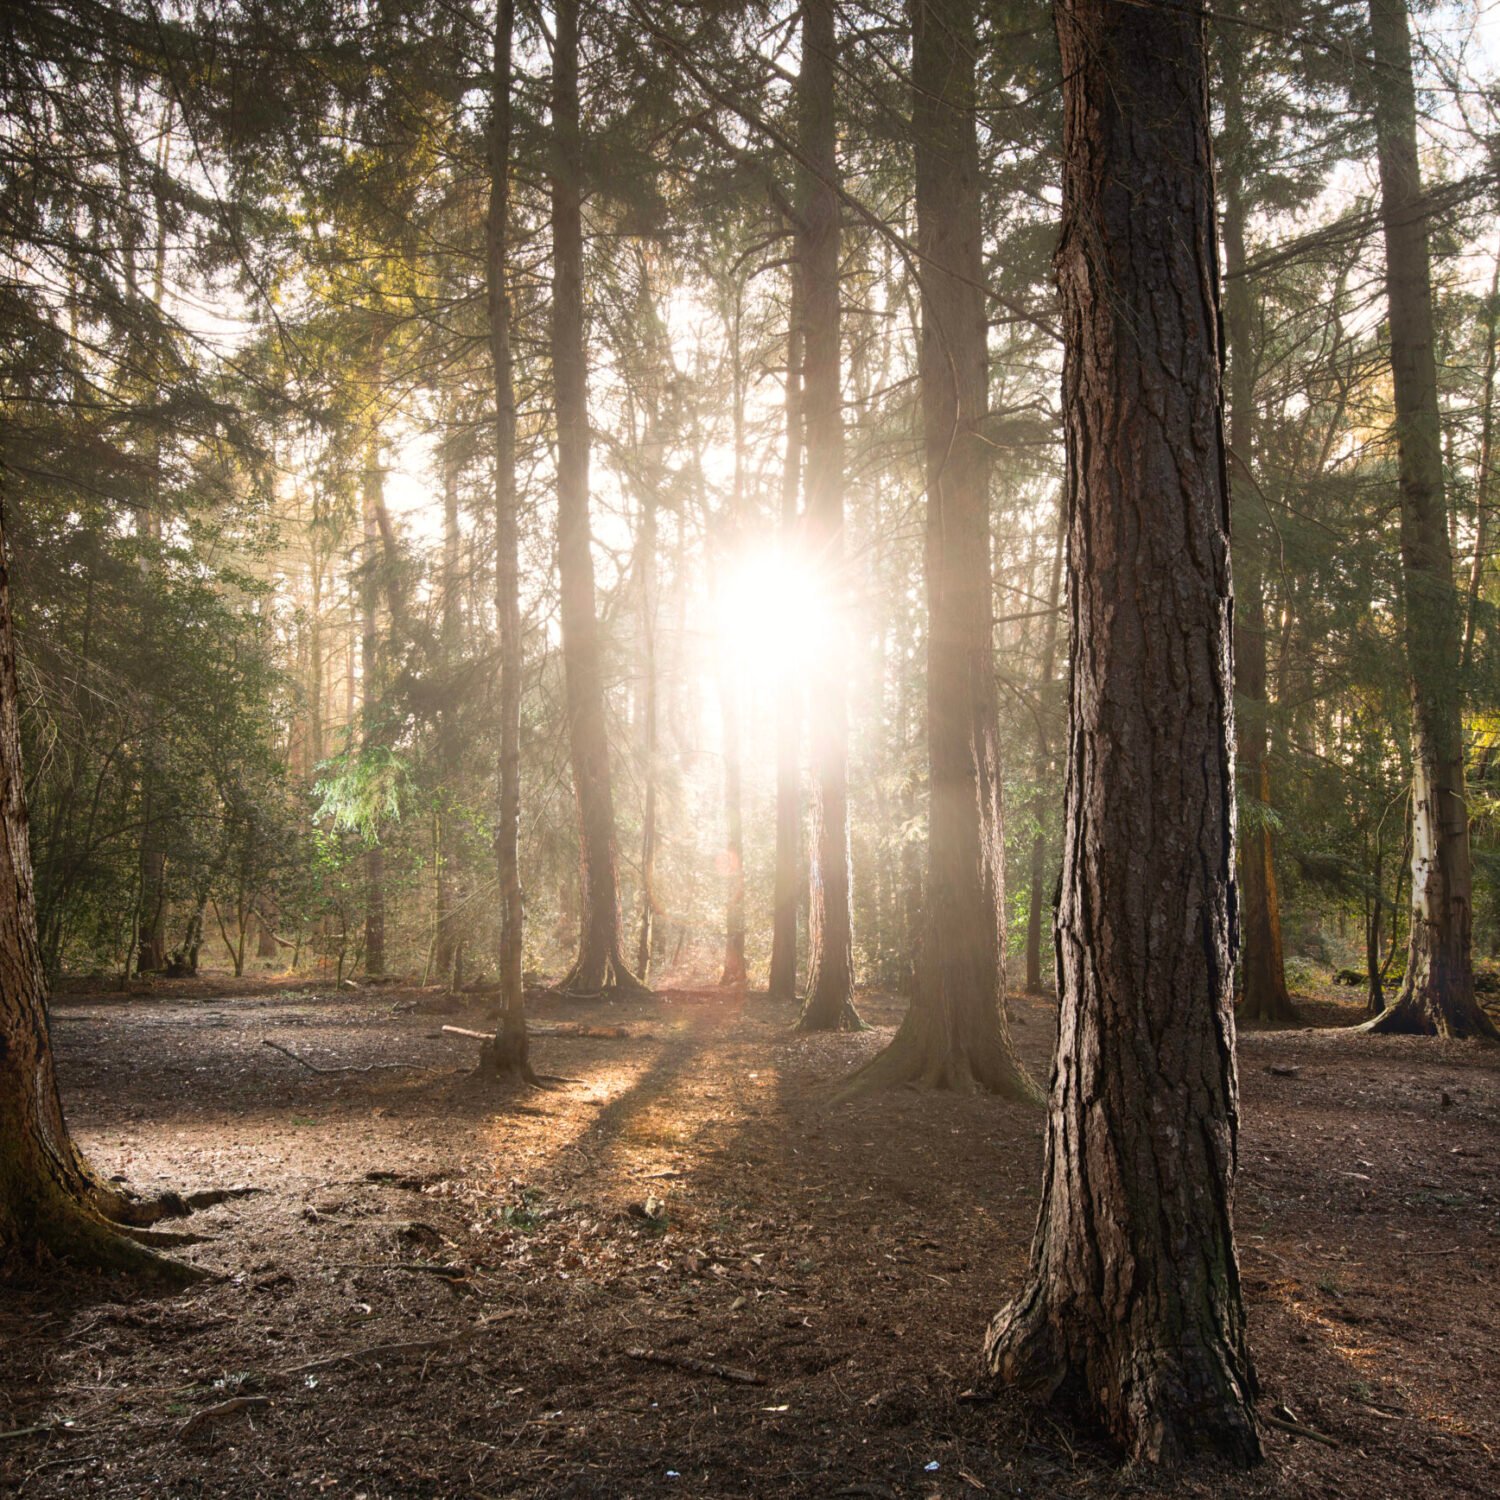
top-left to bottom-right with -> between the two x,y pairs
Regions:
983,0 -> 1261,1465
795,0 -> 860,1032
0,509 -> 195,1280
843,0 -> 1030,1095
1220,12 -> 1298,1026
767,263 -> 804,1003
551,0 -> 648,999
483,0 -> 532,1080
1362,0 -> 1495,1039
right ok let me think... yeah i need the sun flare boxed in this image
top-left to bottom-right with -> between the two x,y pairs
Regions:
714,544 -> 838,685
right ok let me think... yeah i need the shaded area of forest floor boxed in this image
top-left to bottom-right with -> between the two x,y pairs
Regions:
1,976 -> 1498,1498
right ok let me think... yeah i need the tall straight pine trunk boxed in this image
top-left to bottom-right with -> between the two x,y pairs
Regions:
795,0 -> 860,1031
844,0 -> 1029,1095
551,0 -> 647,998
768,264 -> 804,1002
483,0 -> 531,1076
984,0 -> 1260,1464
1363,0 -> 1495,1038
1220,9 -> 1297,1024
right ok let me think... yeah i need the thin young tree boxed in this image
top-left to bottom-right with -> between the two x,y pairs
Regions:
767,262 -> 804,1002
842,0 -> 1032,1095
1360,0 -> 1497,1038
551,0 -> 649,997
984,0 -> 1261,1464
482,0 -> 532,1078
795,0 -> 861,1031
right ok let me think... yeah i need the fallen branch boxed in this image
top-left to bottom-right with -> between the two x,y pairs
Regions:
177,1396 -> 272,1440
442,1023 -> 632,1042
322,1261 -> 470,1280
0,1425 -> 64,1442
1261,1411 -> 1339,1447
278,1311 -> 520,1378
625,1346 -> 765,1386
262,1039 -> 423,1075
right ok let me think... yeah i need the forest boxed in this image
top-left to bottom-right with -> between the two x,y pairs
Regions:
1,0 -> 1498,1494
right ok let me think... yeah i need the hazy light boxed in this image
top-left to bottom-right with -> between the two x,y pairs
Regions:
715,543 -> 836,687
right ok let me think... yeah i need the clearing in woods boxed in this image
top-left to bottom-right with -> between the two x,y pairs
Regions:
0,977 -> 1496,1498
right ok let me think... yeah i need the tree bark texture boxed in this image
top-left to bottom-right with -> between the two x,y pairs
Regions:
795,0 -> 860,1031
552,0 -> 647,998
844,0 -> 1029,1094
983,0 -> 1261,1465
483,0 -> 532,1077
1361,0 -> 1493,1037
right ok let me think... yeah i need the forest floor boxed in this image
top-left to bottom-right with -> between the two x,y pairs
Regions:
1,975 -> 1497,1499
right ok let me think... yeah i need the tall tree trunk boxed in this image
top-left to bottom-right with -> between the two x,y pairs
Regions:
434,442 -> 463,989
1362,0 -> 1495,1038
984,0 -> 1261,1464
719,284 -> 748,990
551,0 -> 647,998
0,510 -> 191,1280
1024,522 -> 1063,994
483,0 -> 532,1079
635,480 -> 660,981
1463,254 -> 1499,672
360,420 -> 386,979
1221,11 -> 1297,1025
795,0 -> 860,1031
767,263 -> 804,1002
843,0 -> 1029,1094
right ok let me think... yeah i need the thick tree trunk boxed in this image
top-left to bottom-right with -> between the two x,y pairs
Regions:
0,512 -> 192,1280
483,0 -> 532,1080
1220,16 -> 1298,1025
551,0 -> 647,999
843,0 -> 1029,1095
1362,0 -> 1495,1039
767,265 -> 804,1002
984,0 -> 1261,1465
795,0 -> 860,1032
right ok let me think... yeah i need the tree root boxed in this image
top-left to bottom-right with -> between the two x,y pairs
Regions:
1356,988 -> 1500,1040
835,1006 -> 1038,1103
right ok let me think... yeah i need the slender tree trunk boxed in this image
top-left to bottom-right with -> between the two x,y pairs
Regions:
635,482 -> 660,981
483,0 -> 532,1079
551,0 -> 647,998
0,510 -> 191,1280
719,285 -> 748,990
1221,11 -> 1298,1025
844,0 -> 1028,1094
1362,0 -> 1494,1038
1024,522 -> 1063,994
767,264 -> 804,1001
984,0 -> 1261,1464
795,0 -> 860,1031
360,419 -> 386,979
1463,254 -> 1499,671
434,443 -> 463,989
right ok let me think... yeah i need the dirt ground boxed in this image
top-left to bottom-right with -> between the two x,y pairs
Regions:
1,976 -> 1497,1499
